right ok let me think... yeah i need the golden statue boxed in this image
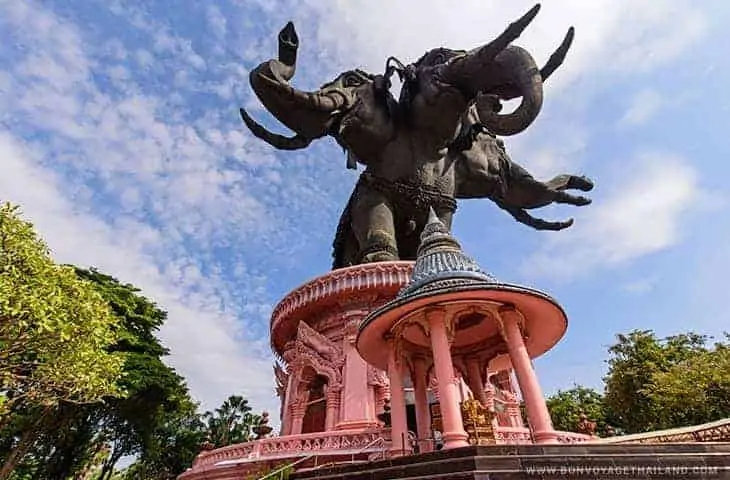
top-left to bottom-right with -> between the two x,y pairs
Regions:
461,394 -> 496,445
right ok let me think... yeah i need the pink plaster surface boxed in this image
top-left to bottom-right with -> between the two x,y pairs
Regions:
270,262 -> 414,355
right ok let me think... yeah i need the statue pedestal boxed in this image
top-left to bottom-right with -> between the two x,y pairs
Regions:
270,262 -> 413,436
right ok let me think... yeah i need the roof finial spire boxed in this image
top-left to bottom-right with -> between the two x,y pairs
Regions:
399,207 -> 496,296
417,206 -> 459,256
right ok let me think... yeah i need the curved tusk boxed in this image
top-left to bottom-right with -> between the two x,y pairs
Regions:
239,108 -> 312,150
540,26 -> 574,82
472,4 -> 542,63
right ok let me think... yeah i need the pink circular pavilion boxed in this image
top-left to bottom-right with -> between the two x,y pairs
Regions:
357,208 -> 570,455
178,211 -> 592,480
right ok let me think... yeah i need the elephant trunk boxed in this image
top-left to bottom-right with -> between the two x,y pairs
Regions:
240,21 -> 340,147
477,45 -> 544,136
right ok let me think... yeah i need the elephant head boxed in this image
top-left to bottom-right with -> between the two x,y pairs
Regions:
405,4 -> 574,136
239,22 -> 396,166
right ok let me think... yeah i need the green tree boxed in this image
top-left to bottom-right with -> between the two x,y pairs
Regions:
32,268 -> 194,480
545,385 -> 610,436
0,204 -> 124,478
119,399 -> 206,480
603,329 -> 712,434
120,394 -> 263,480
0,264 -> 199,480
0,203 -> 124,413
647,333 -> 730,429
203,395 -> 260,448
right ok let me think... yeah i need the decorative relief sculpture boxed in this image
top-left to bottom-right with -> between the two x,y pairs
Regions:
296,321 -> 344,366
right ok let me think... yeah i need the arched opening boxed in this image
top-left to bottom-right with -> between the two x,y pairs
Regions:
301,369 -> 328,434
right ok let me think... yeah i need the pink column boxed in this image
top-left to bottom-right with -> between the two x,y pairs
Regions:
427,309 -> 469,449
325,387 -> 341,431
498,306 -> 557,444
465,357 -> 488,407
290,401 -> 306,436
387,344 -> 410,456
338,315 -> 377,429
281,371 -> 298,435
412,355 -> 433,453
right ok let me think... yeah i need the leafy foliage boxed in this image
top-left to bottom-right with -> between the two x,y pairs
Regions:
646,333 -> 730,429
0,257 -> 193,479
117,398 -> 206,480
545,386 -> 610,436
120,394 -> 263,479
603,329 -> 728,433
0,203 -> 124,413
203,395 -> 261,448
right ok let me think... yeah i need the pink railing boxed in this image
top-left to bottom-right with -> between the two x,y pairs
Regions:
494,427 -> 594,444
494,426 -> 533,444
189,426 -> 592,474
192,429 -> 391,469
555,430 -> 595,443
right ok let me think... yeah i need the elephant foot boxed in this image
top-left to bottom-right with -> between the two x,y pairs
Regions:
556,192 -> 592,207
569,175 -> 594,192
362,250 -> 399,263
573,196 -> 592,206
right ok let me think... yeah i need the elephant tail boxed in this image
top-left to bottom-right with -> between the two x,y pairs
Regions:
331,188 -> 359,270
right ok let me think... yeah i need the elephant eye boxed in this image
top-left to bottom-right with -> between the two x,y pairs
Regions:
343,74 -> 363,87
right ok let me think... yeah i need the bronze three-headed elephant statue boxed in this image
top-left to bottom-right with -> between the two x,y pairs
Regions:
239,4 -> 594,269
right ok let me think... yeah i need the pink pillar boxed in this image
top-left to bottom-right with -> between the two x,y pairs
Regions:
412,355 -> 433,453
325,387 -> 341,431
427,309 -> 469,449
281,372 -> 298,435
338,317 -> 377,429
498,306 -> 556,444
387,345 -> 410,456
465,357 -> 488,407
290,401 -> 306,436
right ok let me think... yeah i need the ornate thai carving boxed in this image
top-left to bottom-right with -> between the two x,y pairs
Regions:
367,365 -> 388,387
191,430 -> 389,469
296,320 -> 344,365
270,263 -> 414,355
495,304 -> 528,343
274,362 -> 289,398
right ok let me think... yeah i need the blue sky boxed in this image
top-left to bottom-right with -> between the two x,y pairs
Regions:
2,0 -> 729,418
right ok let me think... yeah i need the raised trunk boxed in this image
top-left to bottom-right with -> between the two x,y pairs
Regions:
241,21 -> 337,148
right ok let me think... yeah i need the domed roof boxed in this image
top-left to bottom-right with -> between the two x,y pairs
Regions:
398,208 -> 497,298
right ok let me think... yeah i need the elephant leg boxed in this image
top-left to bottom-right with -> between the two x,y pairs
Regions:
351,191 -> 398,263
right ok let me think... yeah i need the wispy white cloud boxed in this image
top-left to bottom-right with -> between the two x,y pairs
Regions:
0,130 -> 275,411
304,0 -> 710,91
0,0 -> 281,413
619,89 -> 665,127
622,275 -> 661,295
522,152 -> 700,280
